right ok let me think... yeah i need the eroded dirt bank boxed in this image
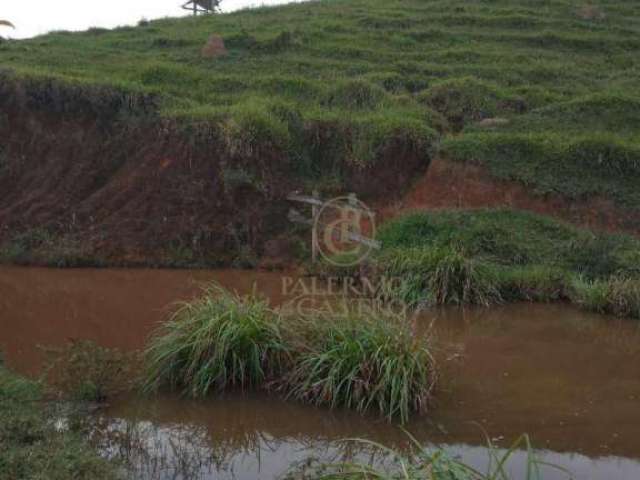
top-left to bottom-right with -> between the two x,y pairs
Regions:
381,157 -> 640,234
2,78 -> 640,269
0,78 -> 428,267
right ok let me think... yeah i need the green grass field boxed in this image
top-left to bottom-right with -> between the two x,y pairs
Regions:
1,0 -> 639,203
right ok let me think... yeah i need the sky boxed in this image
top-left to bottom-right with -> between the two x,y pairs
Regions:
1,0 -> 300,39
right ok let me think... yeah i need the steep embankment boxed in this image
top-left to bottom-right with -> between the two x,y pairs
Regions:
1,0 -> 639,266
381,157 -> 640,233
0,75 -> 428,266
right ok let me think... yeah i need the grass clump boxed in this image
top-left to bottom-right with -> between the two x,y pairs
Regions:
0,365 -> 118,480
495,265 -> 567,302
569,275 -> 640,318
144,284 -> 288,396
143,286 -> 439,422
281,312 -> 437,424
376,246 -> 502,307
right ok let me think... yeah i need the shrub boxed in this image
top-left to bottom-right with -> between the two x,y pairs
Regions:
280,311 -> 437,423
144,284 -> 289,396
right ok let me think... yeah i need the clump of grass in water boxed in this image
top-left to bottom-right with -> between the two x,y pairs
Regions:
280,311 -> 437,424
144,284 -> 289,396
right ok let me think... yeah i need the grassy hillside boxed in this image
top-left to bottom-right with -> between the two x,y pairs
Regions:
1,0 -> 639,205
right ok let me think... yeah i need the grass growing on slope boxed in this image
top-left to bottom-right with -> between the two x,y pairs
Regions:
281,311 -> 437,424
1,0 -> 640,206
372,208 -> 640,316
144,284 -> 289,396
443,91 -> 640,208
0,365 -> 118,480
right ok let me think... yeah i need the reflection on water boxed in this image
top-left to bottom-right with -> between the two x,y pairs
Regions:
1,267 -> 640,479
90,393 -> 640,480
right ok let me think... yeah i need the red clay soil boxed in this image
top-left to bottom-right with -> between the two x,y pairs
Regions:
379,157 -> 640,235
0,102 -> 428,266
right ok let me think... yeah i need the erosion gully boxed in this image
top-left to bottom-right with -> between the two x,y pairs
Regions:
1,266 -> 639,480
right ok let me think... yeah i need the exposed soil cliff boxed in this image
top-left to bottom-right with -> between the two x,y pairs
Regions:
0,80 -> 429,267
381,157 -> 640,235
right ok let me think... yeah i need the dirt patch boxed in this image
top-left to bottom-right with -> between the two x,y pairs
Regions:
379,157 -> 640,235
201,34 -> 228,58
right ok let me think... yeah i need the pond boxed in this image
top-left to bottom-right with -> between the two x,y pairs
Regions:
1,266 -> 639,479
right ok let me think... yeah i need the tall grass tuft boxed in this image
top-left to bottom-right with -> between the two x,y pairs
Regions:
570,275 -> 640,319
280,311 -> 437,424
143,284 -> 289,396
495,265 -> 567,302
378,246 -> 503,307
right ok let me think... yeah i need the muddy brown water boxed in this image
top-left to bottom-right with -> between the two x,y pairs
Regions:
1,266 -> 640,479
